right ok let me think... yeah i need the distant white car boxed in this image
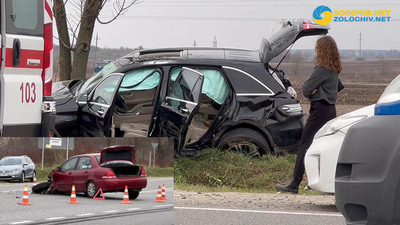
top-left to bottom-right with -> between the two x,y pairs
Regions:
304,104 -> 375,193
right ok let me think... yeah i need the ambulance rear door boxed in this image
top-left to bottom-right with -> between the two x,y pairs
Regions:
0,0 -> 45,136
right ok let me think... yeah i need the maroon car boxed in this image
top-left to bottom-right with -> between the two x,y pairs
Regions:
48,145 -> 147,199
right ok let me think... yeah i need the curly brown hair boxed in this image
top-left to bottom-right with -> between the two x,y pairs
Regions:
315,36 -> 342,73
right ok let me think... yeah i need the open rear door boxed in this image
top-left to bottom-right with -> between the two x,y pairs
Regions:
260,19 -> 330,63
152,67 -> 204,156
0,0 -> 46,136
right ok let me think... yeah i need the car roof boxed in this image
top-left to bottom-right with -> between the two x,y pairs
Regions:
127,47 -> 261,63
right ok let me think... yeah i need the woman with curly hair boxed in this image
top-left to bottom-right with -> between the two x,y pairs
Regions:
275,35 -> 344,193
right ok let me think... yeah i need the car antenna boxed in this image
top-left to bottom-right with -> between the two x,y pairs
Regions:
272,43 -> 294,76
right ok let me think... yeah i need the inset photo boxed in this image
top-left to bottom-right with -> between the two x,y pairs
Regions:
0,137 -> 173,225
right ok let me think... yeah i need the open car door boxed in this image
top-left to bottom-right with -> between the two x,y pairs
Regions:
77,73 -> 124,137
260,19 -> 330,63
152,67 -> 204,156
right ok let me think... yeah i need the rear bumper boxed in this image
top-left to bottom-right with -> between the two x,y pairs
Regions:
96,177 -> 147,192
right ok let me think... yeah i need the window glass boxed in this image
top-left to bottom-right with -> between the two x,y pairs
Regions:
171,68 -> 229,105
0,158 -> 22,166
23,158 -> 29,164
60,158 -> 78,172
119,69 -> 161,92
91,75 -> 122,105
170,70 -> 202,103
77,157 -> 92,170
5,0 -> 43,36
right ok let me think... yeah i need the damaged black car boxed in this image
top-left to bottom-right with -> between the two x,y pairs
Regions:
53,19 -> 330,157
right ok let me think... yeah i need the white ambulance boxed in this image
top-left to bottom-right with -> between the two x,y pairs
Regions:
0,0 -> 55,136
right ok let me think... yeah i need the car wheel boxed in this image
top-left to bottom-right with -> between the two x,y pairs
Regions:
128,190 -> 139,200
20,172 -> 25,183
86,181 -> 98,198
32,182 -> 50,194
217,128 -> 271,156
30,171 -> 36,182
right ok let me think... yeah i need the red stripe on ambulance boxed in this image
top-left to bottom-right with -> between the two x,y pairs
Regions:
45,0 -> 53,21
5,48 -> 43,69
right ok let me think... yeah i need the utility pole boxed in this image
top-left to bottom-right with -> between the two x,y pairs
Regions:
193,40 -> 197,47
94,33 -> 100,63
213,36 -> 217,48
358,31 -> 362,59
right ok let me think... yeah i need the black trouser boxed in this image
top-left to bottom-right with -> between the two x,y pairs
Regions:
293,100 -> 336,182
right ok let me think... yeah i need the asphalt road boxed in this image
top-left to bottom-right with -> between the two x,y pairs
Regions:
175,207 -> 345,225
0,177 -> 173,225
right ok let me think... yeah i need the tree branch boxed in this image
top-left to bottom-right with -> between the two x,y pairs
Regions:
97,0 -> 141,25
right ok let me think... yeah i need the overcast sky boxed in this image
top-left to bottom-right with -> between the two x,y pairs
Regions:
60,0 -> 400,50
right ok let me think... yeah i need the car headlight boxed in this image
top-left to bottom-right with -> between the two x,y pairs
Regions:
314,115 -> 367,139
11,169 -> 21,173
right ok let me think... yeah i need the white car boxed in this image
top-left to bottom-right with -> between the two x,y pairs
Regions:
304,104 -> 375,193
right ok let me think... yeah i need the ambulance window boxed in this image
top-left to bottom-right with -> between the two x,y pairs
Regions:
5,0 -> 44,36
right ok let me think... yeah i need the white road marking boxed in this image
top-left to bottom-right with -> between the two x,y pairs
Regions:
9,221 -> 33,225
0,189 -> 24,193
104,210 -> 119,213
154,204 -> 174,208
46,217 -> 66,220
126,208 -> 141,211
76,213 -> 95,217
174,207 -> 343,217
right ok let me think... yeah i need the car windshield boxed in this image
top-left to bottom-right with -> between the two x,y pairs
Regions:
0,158 -> 22,166
76,61 -> 120,95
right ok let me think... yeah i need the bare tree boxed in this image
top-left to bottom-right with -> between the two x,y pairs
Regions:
53,0 -> 139,81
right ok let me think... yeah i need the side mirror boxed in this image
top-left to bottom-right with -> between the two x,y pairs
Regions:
23,163 -> 28,167
77,94 -> 88,106
56,167 -> 61,172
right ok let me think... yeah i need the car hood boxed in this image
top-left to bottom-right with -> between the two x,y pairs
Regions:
260,19 -> 330,63
100,146 -> 135,165
0,165 -> 20,171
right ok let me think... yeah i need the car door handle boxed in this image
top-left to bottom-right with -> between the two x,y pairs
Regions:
97,109 -> 105,115
179,107 -> 189,114
68,172 -> 72,175
13,39 -> 21,67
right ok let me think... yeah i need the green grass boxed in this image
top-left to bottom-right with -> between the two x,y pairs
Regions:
144,167 -> 173,177
175,148 -> 320,194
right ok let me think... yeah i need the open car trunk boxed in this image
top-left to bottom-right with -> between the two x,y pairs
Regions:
100,146 -> 139,177
104,164 -> 141,177
260,19 -> 330,64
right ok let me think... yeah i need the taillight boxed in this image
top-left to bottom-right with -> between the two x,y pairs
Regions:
102,170 -> 116,179
303,20 -> 314,30
42,23 -> 53,96
140,167 -> 147,177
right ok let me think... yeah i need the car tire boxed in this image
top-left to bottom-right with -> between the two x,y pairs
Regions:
128,190 -> 140,200
32,182 -> 50,194
30,171 -> 36,182
20,172 -> 25,183
217,128 -> 271,156
86,181 -> 98,198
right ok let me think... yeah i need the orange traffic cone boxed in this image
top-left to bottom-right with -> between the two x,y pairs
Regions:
161,184 -> 167,200
154,185 -> 165,203
20,185 -> 31,206
121,185 -> 131,204
69,185 -> 78,204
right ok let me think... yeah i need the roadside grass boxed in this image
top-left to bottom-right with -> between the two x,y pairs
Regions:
145,167 -> 174,177
175,149 -> 321,194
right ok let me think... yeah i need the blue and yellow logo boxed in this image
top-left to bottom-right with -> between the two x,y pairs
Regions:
313,5 -> 333,25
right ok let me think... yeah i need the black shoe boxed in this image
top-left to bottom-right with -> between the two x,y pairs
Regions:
275,179 -> 299,194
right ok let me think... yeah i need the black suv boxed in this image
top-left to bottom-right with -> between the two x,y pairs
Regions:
53,19 -> 329,156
